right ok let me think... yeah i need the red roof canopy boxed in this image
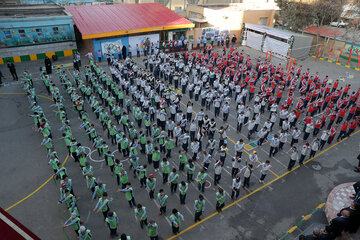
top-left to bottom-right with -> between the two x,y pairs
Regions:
65,3 -> 194,39
302,26 -> 344,38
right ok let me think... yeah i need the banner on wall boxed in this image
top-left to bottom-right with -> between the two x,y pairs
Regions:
128,33 -> 159,55
100,37 -> 127,55
263,36 -> 289,58
344,42 -> 360,57
201,28 -> 230,43
93,36 -> 129,60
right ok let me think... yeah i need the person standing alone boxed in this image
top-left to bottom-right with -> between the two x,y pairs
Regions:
7,61 -> 18,81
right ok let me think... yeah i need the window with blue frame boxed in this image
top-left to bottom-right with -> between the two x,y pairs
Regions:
4,30 -> 12,40
36,29 -> 43,37
53,27 -> 59,35
18,29 -> 26,39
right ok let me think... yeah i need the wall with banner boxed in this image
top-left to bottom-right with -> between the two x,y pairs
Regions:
128,33 -> 159,55
245,31 -> 263,51
93,36 -> 129,60
263,36 -> 289,58
200,27 -> 230,44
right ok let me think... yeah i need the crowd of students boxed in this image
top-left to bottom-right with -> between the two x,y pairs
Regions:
21,39 -> 360,239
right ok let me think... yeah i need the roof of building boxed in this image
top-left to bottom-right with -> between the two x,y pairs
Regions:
302,26 -> 344,38
0,4 -> 67,19
245,23 -> 294,39
65,3 -> 194,40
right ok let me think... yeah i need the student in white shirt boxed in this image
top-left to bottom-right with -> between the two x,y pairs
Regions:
231,177 -> 241,200
257,160 -> 272,183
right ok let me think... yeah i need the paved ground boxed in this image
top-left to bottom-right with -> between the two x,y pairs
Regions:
0,45 -> 360,240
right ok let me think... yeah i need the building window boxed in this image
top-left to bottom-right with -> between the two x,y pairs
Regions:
190,12 -> 199,18
53,27 -> 59,35
175,6 -> 182,10
4,30 -> 12,40
36,29 -> 43,37
18,29 -> 26,39
260,17 -> 268,25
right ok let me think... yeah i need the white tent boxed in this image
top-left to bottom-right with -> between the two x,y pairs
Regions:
243,23 -> 313,60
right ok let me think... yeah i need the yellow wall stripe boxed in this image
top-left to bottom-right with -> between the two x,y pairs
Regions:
30,54 -> 37,61
13,56 -> 21,63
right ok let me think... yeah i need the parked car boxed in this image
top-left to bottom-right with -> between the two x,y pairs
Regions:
330,20 -> 349,27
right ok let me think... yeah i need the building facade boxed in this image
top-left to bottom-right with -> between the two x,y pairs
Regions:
0,4 -> 77,64
185,2 -> 278,45
66,3 -> 194,60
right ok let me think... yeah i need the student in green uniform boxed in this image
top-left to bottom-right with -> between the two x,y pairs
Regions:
119,169 -> 129,189
216,187 -> 226,212
61,133 -> 72,153
63,212 -> 80,236
178,150 -> 187,171
168,168 -> 179,194
152,147 -> 160,171
185,160 -> 195,182
196,169 -> 207,193
144,115 -> 151,136
146,174 -> 156,199
105,150 -> 115,174
179,181 -> 188,205
101,142 -> 109,158
92,181 -> 106,200
139,131 -> 147,154
164,137 -> 175,158
78,225 -> 92,240
79,152 -> 87,169
48,154 -> 59,174
129,155 -> 139,178
169,208 -> 184,235
86,173 -> 97,193
41,135 -> 53,152
157,189 -> 168,215
120,135 -> 129,157
161,158 -> 170,184
58,189 -> 76,209
61,175 -> 74,195
194,194 -> 205,222
147,220 -> 158,240
93,192 -> 110,220
137,164 -> 147,187
105,211 -> 119,238
55,163 -> 67,180
82,162 -> 93,177
114,159 -> 123,185
93,136 -> 103,157
70,138 -> 78,162
118,183 -> 136,208
134,204 -> 148,229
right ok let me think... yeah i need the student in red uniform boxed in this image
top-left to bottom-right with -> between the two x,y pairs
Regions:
332,80 -> 339,93
346,120 -> 358,137
328,125 -> 338,144
313,119 -> 322,137
336,107 -> 347,124
327,111 -> 337,130
337,121 -> 349,141
347,105 -> 356,121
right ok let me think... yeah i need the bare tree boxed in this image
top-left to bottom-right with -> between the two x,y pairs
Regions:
275,0 -> 313,31
313,0 -> 344,54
